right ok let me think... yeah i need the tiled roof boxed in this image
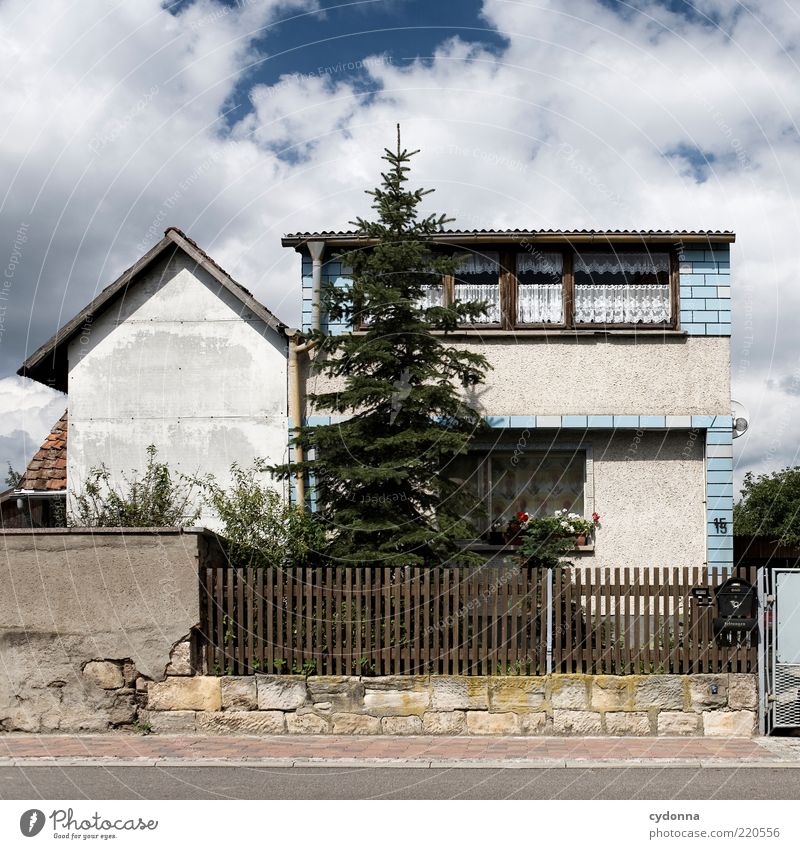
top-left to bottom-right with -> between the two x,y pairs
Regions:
21,410 -> 67,492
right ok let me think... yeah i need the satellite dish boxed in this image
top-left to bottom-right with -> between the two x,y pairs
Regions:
731,400 -> 749,439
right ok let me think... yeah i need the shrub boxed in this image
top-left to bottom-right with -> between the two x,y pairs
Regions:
71,445 -> 200,527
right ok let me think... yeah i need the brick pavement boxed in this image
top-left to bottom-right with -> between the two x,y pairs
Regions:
0,734 -> 790,765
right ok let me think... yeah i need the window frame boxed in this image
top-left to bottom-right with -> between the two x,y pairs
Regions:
437,243 -> 679,331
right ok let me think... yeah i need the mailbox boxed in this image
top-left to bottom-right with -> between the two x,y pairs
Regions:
713,576 -> 757,642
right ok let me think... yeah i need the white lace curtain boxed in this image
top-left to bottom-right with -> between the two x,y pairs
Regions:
455,283 -> 501,323
518,284 -> 563,323
575,284 -> 671,324
574,252 -> 671,324
455,252 -> 500,276
575,252 -> 670,275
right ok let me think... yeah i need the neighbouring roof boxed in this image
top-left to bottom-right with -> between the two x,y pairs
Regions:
19,227 -> 286,392
281,228 -> 736,249
20,410 -> 67,492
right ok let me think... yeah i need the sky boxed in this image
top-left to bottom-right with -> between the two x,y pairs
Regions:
0,0 -> 798,491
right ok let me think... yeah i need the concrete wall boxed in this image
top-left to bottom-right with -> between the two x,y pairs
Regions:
0,529 -> 218,732
67,251 -> 288,528
142,672 -> 758,737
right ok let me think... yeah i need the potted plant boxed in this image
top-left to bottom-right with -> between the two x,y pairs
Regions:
504,511 -> 529,545
553,508 -> 600,546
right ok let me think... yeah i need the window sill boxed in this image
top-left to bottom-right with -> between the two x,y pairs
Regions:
353,328 -> 686,338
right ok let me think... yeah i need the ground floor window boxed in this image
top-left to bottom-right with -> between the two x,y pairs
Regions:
449,446 -> 586,531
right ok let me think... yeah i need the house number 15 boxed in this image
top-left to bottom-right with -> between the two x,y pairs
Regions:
713,517 -> 728,534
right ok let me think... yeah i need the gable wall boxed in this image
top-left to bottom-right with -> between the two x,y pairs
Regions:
67,252 -> 288,528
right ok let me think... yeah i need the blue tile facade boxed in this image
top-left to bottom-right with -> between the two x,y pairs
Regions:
678,245 -> 731,336
302,257 -> 353,335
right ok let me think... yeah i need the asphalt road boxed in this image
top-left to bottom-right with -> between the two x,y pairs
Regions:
1,766 -> 799,800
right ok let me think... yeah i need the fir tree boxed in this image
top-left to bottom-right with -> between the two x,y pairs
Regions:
278,127 -> 491,565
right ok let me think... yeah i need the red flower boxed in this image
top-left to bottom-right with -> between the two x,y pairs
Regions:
517,511 -> 529,522
592,512 -> 600,523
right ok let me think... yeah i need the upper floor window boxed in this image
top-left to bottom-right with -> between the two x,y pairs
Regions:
574,252 -> 671,325
454,252 -> 501,324
448,246 -> 675,330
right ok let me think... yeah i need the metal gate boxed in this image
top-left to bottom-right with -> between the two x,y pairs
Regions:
759,567 -> 800,733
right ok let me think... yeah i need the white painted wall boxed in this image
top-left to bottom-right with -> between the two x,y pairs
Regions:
67,251 -> 287,528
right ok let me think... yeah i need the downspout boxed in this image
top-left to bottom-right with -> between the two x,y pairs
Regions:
287,239 -> 325,510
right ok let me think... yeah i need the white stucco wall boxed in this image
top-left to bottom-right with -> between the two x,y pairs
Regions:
589,430 -> 706,569
67,252 -> 288,528
307,335 -> 730,417
458,336 -> 730,416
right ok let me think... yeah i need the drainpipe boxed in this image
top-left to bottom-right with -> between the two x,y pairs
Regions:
307,240 -> 325,334
286,240 -> 326,509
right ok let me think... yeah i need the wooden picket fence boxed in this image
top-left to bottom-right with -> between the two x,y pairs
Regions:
198,563 -> 757,677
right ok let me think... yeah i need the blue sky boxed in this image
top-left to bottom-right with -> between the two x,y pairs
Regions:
1,0 -> 800,484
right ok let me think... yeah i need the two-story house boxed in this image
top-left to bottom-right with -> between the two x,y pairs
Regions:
281,229 -> 735,569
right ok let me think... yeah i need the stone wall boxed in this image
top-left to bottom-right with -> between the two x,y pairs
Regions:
142,673 -> 758,737
0,529 -> 222,732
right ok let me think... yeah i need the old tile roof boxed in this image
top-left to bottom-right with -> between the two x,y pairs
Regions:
21,410 -> 67,492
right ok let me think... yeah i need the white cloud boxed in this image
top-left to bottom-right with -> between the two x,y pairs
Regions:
2,0 -> 800,483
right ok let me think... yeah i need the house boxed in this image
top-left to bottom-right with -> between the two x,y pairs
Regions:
18,228 -> 289,528
281,229 -> 735,569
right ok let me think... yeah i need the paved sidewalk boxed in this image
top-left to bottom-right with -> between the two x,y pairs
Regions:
1,734 -> 799,768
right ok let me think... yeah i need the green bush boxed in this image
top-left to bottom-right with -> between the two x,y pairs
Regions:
71,445 -> 200,527
194,460 -> 325,567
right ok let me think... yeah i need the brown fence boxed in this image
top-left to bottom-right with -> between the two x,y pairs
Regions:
198,563 -> 757,677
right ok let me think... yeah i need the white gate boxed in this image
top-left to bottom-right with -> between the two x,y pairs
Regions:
760,567 -> 800,733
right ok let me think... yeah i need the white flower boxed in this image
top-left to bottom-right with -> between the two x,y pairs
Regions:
560,520 -> 569,528
554,510 -> 561,517
568,512 -> 579,520
568,525 -> 575,533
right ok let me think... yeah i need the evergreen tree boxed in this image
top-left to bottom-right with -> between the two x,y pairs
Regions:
277,128 -> 491,565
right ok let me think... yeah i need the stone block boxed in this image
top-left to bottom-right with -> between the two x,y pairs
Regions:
550,677 -> 589,709
488,678 -> 546,712
431,677 -> 488,711
520,712 -> 549,735
307,676 -> 365,712
422,711 -> 467,735
165,639 -> 193,676
363,680 -> 430,715
465,711 -> 521,735
195,710 -> 286,735
657,711 -> 700,736
728,675 -> 757,711
381,715 -> 423,735
633,676 -> 685,710
689,675 -> 728,711
140,709 -> 196,733
221,677 -> 257,710
605,711 -> 651,736
702,711 -> 756,737
331,713 -> 381,735
591,677 -> 631,711
286,712 -> 329,734
553,710 -> 602,735
256,676 -> 308,710
148,677 -> 221,711
83,661 -> 124,690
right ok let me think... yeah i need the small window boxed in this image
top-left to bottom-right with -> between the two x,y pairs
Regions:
450,448 -> 585,531
454,251 -> 501,324
574,252 -> 671,324
517,252 -> 564,324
